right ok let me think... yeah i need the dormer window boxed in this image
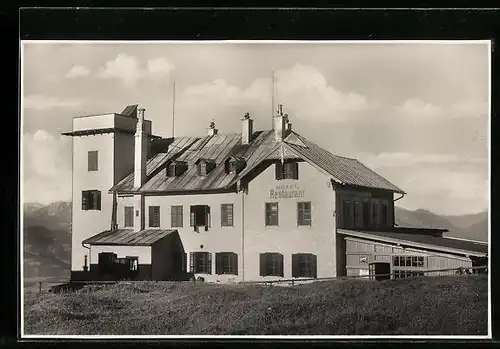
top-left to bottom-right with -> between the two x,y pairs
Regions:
196,159 -> 216,176
225,156 -> 246,174
276,161 -> 299,180
166,161 -> 187,177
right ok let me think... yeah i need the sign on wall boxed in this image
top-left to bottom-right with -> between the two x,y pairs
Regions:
269,184 -> 305,199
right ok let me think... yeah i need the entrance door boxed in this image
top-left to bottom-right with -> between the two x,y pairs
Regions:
369,262 -> 391,281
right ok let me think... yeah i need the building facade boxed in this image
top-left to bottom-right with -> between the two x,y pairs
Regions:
63,104 -> 487,283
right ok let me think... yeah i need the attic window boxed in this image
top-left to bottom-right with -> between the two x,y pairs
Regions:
225,157 -> 246,174
197,159 -> 216,176
167,161 -> 187,177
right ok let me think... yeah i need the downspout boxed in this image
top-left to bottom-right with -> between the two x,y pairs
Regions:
393,192 -> 405,227
111,191 -> 118,230
240,182 -> 245,282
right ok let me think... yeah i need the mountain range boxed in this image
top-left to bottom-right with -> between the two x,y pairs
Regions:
22,201 -> 488,282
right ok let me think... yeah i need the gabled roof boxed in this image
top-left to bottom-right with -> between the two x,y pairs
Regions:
82,228 -> 177,246
110,128 -> 404,195
338,229 -> 488,257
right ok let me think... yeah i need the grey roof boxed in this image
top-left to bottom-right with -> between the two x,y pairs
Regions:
82,229 -> 177,246
121,104 -> 138,117
110,128 -> 404,194
338,229 -> 488,257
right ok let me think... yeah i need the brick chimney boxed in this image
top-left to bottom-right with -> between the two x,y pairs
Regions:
134,108 -> 147,189
274,104 -> 287,142
208,120 -> 218,136
241,112 -> 253,145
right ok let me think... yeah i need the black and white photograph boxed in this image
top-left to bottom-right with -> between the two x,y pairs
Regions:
20,40 -> 490,338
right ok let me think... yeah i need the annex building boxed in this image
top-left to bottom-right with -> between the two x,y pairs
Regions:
62,104 -> 488,283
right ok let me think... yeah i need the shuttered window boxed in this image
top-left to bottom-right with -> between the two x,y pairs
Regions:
372,201 -> 379,226
276,162 -> 299,180
292,253 -> 317,278
190,252 -> 212,274
81,190 -> 101,211
342,200 -> 351,228
149,206 -> 161,228
259,253 -> 284,277
190,205 -> 211,229
265,202 -> 279,226
381,201 -> 388,227
215,252 -> 238,275
297,202 -> 311,226
171,205 -> 183,228
124,206 -> 134,228
221,204 -> 234,227
88,151 -> 98,171
353,201 -> 360,228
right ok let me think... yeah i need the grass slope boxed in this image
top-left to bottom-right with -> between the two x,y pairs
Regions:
23,275 -> 488,336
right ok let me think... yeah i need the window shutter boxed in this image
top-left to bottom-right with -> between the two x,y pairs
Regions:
82,191 -> 87,210
275,163 -> 283,180
293,162 -> 299,179
189,252 -> 195,274
215,253 -> 221,275
205,206 -> 211,227
190,207 -> 195,227
292,254 -> 299,278
259,253 -> 267,276
233,253 -> 238,275
279,254 -> 284,277
95,191 -> 101,210
207,253 -> 212,274
312,254 -> 317,278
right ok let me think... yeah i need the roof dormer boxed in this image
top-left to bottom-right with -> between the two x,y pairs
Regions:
225,156 -> 246,174
166,160 -> 188,177
196,158 -> 216,176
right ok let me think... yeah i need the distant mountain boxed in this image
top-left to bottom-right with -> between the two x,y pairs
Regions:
23,202 -> 72,283
395,206 -> 488,243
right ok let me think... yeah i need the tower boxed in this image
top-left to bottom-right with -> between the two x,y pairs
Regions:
62,105 -> 152,278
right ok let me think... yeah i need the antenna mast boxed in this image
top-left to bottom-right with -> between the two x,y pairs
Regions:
172,81 -> 176,138
272,71 -> 275,129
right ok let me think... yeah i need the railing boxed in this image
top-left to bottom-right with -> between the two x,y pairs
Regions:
240,265 -> 488,287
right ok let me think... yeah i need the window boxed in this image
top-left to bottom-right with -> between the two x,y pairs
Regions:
190,252 -> 212,274
393,256 -> 425,267
394,270 -> 425,279
276,161 -> 299,180
149,206 -> 161,228
171,205 -> 183,228
381,201 -> 388,227
127,256 -> 138,272
197,159 -> 216,176
124,206 -> 134,228
82,190 -> 101,211
265,202 -> 279,226
225,157 -> 246,174
362,201 -> 370,227
215,252 -> 238,275
353,201 -> 360,228
259,253 -> 284,277
342,200 -> 351,228
190,205 -> 211,229
292,253 -> 317,278
297,202 -> 312,226
221,204 -> 234,227
88,150 -> 98,171
167,161 -> 188,177
372,201 -> 379,226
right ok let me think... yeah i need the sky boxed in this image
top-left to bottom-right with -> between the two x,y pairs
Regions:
21,41 -> 490,216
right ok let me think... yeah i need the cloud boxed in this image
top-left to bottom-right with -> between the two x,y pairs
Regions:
97,53 -> 174,88
66,65 -> 91,78
24,94 -> 83,110
358,152 -> 487,169
147,58 -> 174,79
22,130 -> 72,204
395,98 -> 488,121
182,63 -> 369,123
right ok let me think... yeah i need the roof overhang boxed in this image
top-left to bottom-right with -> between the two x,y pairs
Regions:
61,127 -> 161,139
82,228 -> 178,246
338,229 -> 488,258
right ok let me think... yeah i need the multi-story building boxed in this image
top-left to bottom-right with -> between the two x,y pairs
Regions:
62,104 -> 487,283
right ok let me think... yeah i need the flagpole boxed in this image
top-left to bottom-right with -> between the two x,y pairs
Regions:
272,71 -> 275,129
172,81 -> 176,138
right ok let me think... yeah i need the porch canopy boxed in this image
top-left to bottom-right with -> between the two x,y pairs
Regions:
82,228 -> 178,246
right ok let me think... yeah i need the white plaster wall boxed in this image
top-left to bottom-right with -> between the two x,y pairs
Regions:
73,114 -> 116,131
243,161 -> 337,282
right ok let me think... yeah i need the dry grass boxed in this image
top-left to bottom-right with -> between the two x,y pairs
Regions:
23,275 -> 488,336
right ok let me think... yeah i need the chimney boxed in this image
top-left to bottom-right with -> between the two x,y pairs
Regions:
274,104 -> 287,142
208,120 -> 218,136
284,114 -> 292,133
241,112 -> 253,145
134,108 -> 147,189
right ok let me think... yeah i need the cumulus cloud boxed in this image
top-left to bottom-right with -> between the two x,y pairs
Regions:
395,97 -> 488,120
358,152 -> 487,169
24,94 -> 83,110
97,53 -> 174,88
22,130 -> 72,204
182,63 -> 369,123
65,65 -> 91,78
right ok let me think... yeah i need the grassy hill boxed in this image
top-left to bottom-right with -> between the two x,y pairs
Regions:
23,275 -> 488,336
